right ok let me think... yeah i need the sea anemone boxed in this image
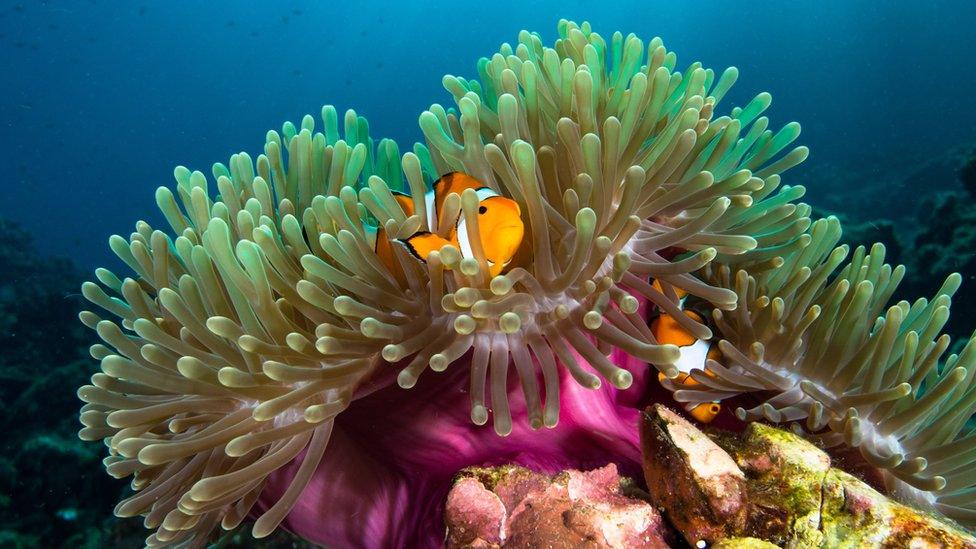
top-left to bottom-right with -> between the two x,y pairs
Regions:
76,19 -> 974,547
674,226 -> 976,523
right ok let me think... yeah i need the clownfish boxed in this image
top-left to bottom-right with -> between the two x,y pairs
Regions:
371,172 -> 525,281
649,280 -> 723,423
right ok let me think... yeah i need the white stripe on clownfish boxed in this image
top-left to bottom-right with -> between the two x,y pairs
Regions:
423,188 -> 437,234
673,337 -> 712,377
649,285 -> 723,423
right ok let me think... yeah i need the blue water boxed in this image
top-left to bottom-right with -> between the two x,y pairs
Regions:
1,1 -> 974,272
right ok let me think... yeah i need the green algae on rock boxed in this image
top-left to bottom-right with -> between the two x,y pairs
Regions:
711,538 -> 780,549
641,405 -> 976,547
732,422 -> 831,546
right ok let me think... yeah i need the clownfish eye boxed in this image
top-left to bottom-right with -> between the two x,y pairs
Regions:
478,205 -> 487,214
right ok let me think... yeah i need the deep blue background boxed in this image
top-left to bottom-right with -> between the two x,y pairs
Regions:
1,1 -> 974,273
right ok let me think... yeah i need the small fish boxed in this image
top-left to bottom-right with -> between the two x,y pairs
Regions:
649,280 -> 723,423
371,172 -> 524,281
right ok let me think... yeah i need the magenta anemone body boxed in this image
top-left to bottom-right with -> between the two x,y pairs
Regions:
257,303 -> 655,547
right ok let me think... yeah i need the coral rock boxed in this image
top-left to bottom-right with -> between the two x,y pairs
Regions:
642,405 -> 976,548
444,476 -> 507,547
731,422 -> 831,546
444,464 -> 671,548
819,469 -> 976,548
729,422 -> 976,547
639,404 -> 747,545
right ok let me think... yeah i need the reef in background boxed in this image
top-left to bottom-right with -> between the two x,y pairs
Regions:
801,143 -> 973,227
0,217 -> 131,547
809,143 -> 976,347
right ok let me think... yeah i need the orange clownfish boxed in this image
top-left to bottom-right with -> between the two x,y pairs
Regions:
372,172 -> 524,280
649,281 -> 723,423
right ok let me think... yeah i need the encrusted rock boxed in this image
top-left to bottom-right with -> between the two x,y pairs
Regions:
444,463 -> 671,548
731,422 -> 831,546
819,469 -> 976,547
639,404 -> 747,545
444,476 -> 507,546
641,404 -> 976,548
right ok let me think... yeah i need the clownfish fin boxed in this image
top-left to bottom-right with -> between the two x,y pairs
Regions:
430,171 -> 458,190
390,191 -> 415,217
370,225 -> 409,287
432,172 -> 485,212
650,278 -> 689,300
431,172 -> 456,211
400,231 -> 452,262
431,171 -> 464,195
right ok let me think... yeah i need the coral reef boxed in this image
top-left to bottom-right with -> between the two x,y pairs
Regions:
904,190 -> 976,345
0,218 -> 87,383
0,217 -> 126,547
72,19 -> 976,546
810,144 -> 976,345
958,148 -> 976,198
801,143 -> 972,226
